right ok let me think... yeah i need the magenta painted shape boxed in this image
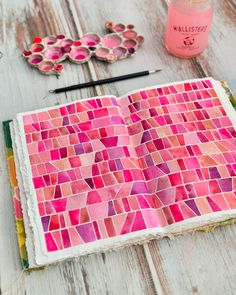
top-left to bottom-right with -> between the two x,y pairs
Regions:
131,211 -> 146,232
45,232 -> 58,252
76,223 -> 96,243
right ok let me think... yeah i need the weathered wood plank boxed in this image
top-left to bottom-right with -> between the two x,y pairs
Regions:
148,224 -> 236,295
0,1 -> 156,294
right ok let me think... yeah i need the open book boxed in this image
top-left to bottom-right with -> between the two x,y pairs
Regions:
4,78 -> 236,268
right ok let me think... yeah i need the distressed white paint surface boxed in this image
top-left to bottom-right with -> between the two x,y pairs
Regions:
0,0 -> 236,294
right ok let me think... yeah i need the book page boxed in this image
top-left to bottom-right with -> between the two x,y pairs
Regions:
13,95 -> 149,265
118,78 -> 236,229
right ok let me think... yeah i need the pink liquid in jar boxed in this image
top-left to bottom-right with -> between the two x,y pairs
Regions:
165,0 -> 213,58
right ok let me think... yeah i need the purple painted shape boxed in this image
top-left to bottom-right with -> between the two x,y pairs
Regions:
145,154 -> 154,166
218,178 -> 232,192
185,200 -> 201,216
157,163 -> 170,174
76,223 -> 96,243
74,144 -> 84,155
111,97 -> 118,106
115,159 -> 123,170
85,178 -> 94,189
41,216 -> 50,232
108,201 -> 116,216
141,131 -> 151,143
131,182 -> 148,195
63,116 -> 69,125
209,167 -> 221,179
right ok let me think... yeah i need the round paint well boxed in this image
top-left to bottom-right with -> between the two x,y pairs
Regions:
60,38 -> 73,47
105,21 -> 114,30
95,47 -> 110,58
30,43 -> 44,53
39,61 -> 54,73
136,35 -> 144,43
123,39 -> 137,48
106,54 -> 116,62
81,34 -> 100,46
114,24 -> 125,32
23,50 -> 32,57
28,54 -> 43,65
113,47 -> 127,58
123,30 -> 137,39
127,24 -> 135,30
69,47 -> 90,61
44,47 -> 63,60
73,40 -> 82,46
102,34 -> 122,48
54,64 -> 64,72
44,36 -> 57,46
56,34 -> 65,40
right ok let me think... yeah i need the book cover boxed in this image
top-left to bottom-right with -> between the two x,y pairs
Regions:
5,78 -> 236,268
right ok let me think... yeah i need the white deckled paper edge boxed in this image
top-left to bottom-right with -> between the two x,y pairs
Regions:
11,77 -> 236,267
10,121 -> 37,268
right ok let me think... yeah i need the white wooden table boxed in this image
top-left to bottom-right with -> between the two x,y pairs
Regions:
1,0 -> 236,294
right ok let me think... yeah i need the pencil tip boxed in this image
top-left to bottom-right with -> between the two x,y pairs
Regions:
149,69 -> 162,74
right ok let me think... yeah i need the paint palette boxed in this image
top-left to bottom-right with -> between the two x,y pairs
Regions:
22,22 -> 144,75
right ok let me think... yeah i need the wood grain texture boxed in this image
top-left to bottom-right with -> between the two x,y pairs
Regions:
0,0 -> 236,294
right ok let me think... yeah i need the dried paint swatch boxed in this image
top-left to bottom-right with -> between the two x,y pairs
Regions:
9,78 -> 236,267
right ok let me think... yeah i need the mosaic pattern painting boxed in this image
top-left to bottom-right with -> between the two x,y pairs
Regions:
19,79 -> 236,253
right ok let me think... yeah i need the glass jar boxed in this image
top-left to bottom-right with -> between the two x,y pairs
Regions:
165,0 -> 213,58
